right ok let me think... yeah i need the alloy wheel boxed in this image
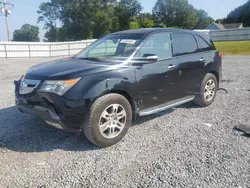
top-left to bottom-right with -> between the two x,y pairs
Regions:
99,104 -> 127,139
204,79 -> 216,102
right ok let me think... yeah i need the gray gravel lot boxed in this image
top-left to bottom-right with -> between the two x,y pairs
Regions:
0,56 -> 250,188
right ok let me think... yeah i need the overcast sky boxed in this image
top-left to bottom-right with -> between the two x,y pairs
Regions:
0,0 -> 247,41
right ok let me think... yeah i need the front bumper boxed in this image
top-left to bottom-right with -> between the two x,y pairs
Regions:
17,104 -> 66,130
14,80 -> 89,132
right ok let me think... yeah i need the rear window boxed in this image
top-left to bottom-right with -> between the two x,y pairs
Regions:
171,33 -> 199,56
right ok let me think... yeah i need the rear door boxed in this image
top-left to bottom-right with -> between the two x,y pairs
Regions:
171,33 -> 205,97
195,34 -> 220,81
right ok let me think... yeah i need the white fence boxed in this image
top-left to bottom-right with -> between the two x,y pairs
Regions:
0,39 -> 96,59
195,27 -> 250,41
1,28 -> 250,59
210,28 -> 250,41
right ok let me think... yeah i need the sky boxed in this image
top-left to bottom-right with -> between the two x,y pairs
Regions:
0,0 -> 248,41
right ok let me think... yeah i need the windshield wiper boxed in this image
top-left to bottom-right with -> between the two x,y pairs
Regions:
78,57 -> 102,62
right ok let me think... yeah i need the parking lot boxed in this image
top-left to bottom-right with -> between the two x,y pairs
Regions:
0,56 -> 250,187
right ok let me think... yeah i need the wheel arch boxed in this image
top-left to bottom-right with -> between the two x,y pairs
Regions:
209,71 -> 220,87
106,90 -> 138,121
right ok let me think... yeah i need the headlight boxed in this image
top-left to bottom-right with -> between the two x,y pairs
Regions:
39,78 -> 81,96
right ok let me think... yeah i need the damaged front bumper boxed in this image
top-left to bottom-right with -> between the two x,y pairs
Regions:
17,104 -> 65,130
14,80 -> 88,132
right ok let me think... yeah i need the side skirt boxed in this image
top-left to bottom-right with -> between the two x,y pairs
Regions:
138,96 -> 195,117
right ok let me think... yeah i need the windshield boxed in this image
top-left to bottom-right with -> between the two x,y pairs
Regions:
75,34 -> 144,62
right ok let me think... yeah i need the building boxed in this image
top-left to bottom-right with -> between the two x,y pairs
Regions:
206,22 -> 244,30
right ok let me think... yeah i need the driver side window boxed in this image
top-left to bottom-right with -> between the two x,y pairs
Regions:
137,33 -> 172,60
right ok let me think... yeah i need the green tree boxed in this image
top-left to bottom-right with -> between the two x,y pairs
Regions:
153,0 -> 199,29
215,19 -> 223,24
195,9 -> 214,28
12,24 -> 40,42
224,0 -> 250,27
38,0 -> 119,41
57,0 -> 97,40
93,10 -> 113,38
43,26 -> 70,42
37,0 -> 143,40
128,13 -> 157,29
115,0 -> 142,30
139,13 -> 156,28
129,17 -> 140,29
37,1 -> 61,29
37,0 -> 62,42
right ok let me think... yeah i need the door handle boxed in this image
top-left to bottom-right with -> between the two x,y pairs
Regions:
200,57 -> 206,62
168,64 -> 176,70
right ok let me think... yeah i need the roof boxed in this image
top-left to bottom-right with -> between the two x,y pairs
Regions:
206,22 -> 243,30
112,28 -> 158,35
110,28 -> 210,42
207,23 -> 225,30
215,23 -> 225,30
112,28 -> 200,36
223,23 -> 242,29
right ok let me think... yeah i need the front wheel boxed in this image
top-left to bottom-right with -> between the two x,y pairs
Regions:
194,73 -> 218,107
83,94 -> 132,147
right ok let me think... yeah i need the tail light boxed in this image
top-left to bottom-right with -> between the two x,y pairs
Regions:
219,53 -> 223,59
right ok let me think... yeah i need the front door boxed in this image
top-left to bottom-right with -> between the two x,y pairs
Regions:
134,32 -> 181,110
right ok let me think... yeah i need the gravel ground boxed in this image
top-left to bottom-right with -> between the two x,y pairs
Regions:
0,56 -> 250,188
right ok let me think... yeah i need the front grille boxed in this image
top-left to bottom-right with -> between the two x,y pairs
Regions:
19,79 -> 41,95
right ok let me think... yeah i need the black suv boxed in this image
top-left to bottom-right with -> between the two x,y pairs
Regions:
15,28 -> 222,147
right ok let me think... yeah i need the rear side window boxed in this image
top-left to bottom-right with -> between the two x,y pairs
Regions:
209,39 -> 216,50
171,33 -> 199,56
196,35 -> 213,51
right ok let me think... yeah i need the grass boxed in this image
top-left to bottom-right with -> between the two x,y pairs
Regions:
214,41 -> 250,55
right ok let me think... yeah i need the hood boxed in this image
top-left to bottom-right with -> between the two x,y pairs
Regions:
25,58 -> 119,80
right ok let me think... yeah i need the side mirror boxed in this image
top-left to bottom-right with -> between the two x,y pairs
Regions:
131,54 -> 158,65
143,53 -> 158,62
145,55 -> 158,62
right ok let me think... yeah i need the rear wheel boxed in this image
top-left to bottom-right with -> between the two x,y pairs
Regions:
194,73 -> 218,107
83,94 -> 132,147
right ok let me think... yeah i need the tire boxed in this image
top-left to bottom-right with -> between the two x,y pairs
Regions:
83,94 -> 132,147
194,73 -> 218,107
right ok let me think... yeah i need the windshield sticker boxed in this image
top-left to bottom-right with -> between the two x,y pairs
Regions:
120,39 -> 136,44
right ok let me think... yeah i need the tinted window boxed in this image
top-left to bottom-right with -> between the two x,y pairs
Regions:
139,33 -> 172,60
172,33 -> 199,56
209,39 -> 216,50
196,35 -> 212,51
